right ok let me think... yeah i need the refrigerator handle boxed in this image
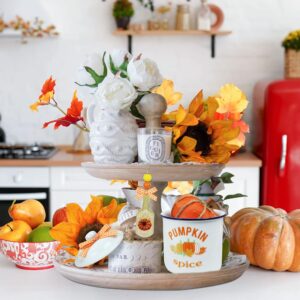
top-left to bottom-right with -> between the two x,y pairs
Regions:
279,134 -> 288,176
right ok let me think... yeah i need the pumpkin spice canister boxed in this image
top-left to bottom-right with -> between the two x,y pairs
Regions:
162,195 -> 226,273
162,210 -> 226,273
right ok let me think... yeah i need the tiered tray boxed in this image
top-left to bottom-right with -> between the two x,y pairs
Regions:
54,252 -> 249,290
52,162 -> 249,290
82,162 -> 225,182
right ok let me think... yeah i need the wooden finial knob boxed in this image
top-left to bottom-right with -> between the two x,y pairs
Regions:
137,93 -> 167,128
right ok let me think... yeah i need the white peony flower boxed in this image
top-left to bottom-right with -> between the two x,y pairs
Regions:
76,52 -> 105,87
127,57 -> 163,91
110,49 -> 132,68
95,76 -> 138,111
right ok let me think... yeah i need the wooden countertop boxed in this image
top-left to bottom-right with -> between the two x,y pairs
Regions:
0,147 -> 262,167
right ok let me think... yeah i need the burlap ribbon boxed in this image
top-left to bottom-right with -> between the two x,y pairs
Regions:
78,224 -> 118,257
136,186 -> 158,201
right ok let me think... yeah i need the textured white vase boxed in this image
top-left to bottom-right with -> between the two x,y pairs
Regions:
88,105 -> 138,164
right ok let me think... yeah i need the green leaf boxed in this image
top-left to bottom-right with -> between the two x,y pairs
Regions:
109,55 -> 118,75
220,172 -> 234,184
172,144 -> 181,163
224,193 -> 247,200
130,95 -> 144,120
119,58 -> 129,72
75,82 -> 99,88
84,66 -> 102,83
109,54 -> 128,78
101,51 -> 108,79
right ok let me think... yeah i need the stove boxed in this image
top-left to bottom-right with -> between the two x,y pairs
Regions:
0,144 -> 57,159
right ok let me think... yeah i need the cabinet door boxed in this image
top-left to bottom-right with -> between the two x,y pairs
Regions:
219,167 -> 260,216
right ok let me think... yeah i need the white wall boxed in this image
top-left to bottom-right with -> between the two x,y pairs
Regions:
0,0 -> 299,146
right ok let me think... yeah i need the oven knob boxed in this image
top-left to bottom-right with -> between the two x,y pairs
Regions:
13,173 -> 23,183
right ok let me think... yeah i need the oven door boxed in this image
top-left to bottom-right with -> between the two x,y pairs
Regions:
0,188 -> 50,226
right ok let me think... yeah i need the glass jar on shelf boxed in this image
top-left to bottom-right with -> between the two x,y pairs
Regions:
197,0 -> 211,31
175,4 -> 191,31
157,3 -> 172,30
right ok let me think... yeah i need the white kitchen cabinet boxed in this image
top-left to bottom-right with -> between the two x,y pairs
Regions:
50,167 -> 126,215
219,166 -> 260,216
0,167 -> 49,188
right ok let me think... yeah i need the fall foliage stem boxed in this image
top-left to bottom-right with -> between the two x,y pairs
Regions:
51,99 -> 90,132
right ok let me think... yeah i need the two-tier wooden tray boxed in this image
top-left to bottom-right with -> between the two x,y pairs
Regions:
52,162 -> 249,290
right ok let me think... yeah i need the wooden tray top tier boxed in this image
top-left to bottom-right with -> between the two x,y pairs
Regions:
82,162 -> 224,182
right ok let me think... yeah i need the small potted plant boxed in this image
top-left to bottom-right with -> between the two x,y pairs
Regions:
282,29 -> 300,78
113,0 -> 135,30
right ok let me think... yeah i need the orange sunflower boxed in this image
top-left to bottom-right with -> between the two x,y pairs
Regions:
166,88 -> 243,164
50,196 -> 125,256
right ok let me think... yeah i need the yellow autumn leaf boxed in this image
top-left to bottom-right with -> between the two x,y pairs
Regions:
152,79 -> 182,106
215,84 -> 248,114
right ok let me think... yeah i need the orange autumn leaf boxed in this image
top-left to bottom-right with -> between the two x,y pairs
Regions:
30,76 -> 56,111
43,91 -> 84,129
66,91 -> 83,118
40,76 -> 56,97
198,247 -> 206,254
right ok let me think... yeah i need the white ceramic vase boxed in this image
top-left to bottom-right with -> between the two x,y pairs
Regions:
88,104 -> 138,164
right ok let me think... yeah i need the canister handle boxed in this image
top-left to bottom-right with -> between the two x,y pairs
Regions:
279,134 -> 287,176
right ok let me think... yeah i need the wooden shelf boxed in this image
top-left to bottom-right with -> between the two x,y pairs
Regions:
113,29 -> 232,58
113,29 -> 232,36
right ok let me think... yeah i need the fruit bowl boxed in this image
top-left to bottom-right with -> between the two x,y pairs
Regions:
0,239 -> 59,270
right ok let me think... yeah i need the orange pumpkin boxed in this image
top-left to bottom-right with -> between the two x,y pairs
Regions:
230,206 -> 300,272
171,195 -> 217,219
183,241 -> 196,257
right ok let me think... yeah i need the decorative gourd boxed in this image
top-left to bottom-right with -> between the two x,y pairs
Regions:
171,195 -> 217,219
230,205 -> 300,272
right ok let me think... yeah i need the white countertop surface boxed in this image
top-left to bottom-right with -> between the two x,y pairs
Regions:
0,254 -> 299,300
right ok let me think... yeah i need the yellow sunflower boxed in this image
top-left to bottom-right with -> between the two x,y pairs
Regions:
167,91 -> 241,164
50,196 -> 125,256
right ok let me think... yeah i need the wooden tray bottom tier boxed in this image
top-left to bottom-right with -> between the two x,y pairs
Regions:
54,252 -> 249,290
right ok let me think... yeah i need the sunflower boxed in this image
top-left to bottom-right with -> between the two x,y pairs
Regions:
166,88 -> 243,164
50,196 -> 125,256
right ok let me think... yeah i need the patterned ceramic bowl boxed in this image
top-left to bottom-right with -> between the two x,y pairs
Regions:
0,239 -> 59,270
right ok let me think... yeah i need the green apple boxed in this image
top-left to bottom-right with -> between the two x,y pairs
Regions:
38,221 -> 52,228
27,225 -> 55,242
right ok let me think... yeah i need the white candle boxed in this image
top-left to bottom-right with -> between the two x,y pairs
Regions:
138,128 -> 172,163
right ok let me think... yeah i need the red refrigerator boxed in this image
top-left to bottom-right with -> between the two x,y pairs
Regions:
253,79 -> 300,211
